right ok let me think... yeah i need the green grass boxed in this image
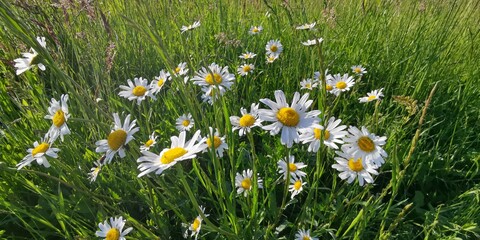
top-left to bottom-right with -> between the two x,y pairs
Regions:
1,0 -> 479,239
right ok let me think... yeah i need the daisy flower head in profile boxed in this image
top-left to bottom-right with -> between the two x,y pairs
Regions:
300,78 -> 318,90
295,22 -> 316,30
277,154 -> 307,180
137,130 -> 207,177
330,73 -> 355,96
150,70 -> 171,95
185,206 -> 208,240
249,25 -> 263,35
266,54 -> 279,64
237,63 -> 255,76
118,77 -> 154,105
295,229 -> 318,240
299,116 -> 347,152
239,51 -> 257,59
332,147 -> 379,186
95,216 -> 133,240
181,20 -> 200,33
176,113 -> 195,132
17,134 -> 59,170
140,132 -> 157,151
230,103 -> 263,137
204,127 -> 228,158
359,88 -> 384,103
258,90 -> 321,148
14,36 -> 47,75
235,169 -> 263,197
95,113 -> 139,164
289,176 -> 306,199
266,39 -> 283,57
88,160 -> 102,183
173,62 -> 189,77
45,94 -> 70,142
192,63 -> 235,92
302,38 -> 324,46
351,65 -> 367,76
200,85 -> 226,105
343,126 -> 388,167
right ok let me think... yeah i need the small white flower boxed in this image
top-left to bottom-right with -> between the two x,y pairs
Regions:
150,70 -> 171,95
266,40 -> 283,56
95,216 -> 133,240
359,88 -> 384,103
302,38 -> 324,46
14,36 -> 47,75
237,63 -> 255,76
239,52 -> 257,59
351,65 -> 367,76
118,77 -> 154,105
173,62 -> 189,76
295,229 -> 318,240
45,94 -> 71,142
140,132 -> 158,151
185,206 -> 208,240
249,26 -> 263,35
204,127 -> 228,158
230,103 -> 263,136
235,169 -> 263,197
299,116 -> 347,151
330,73 -> 355,96
289,177 -> 306,199
296,22 -> 316,30
332,148 -> 379,186
192,63 -> 235,92
342,126 -> 388,167
176,113 -> 195,132
181,20 -> 201,33
277,155 -> 307,180
266,54 -> 279,64
88,160 -> 102,183
300,79 -> 318,90
200,85 -> 226,105
17,134 -> 60,170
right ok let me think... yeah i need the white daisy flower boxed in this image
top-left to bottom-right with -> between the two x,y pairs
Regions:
258,90 -> 321,148
150,70 -> 171,95
235,169 -> 263,197
295,22 -> 316,30
359,88 -> 384,103
351,65 -> 367,76
239,52 -> 257,59
266,54 -> 279,64
237,63 -> 255,76
173,62 -> 189,76
265,39 -> 283,56
137,130 -> 207,177
192,63 -> 235,92
176,113 -> 195,132
299,117 -> 347,152
45,94 -> 71,142
118,77 -> 154,105
185,206 -> 208,240
204,127 -> 228,158
277,155 -> 307,180
230,103 -> 263,136
330,73 -> 355,96
88,160 -> 102,183
289,176 -> 306,199
295,229 -> 318,240
95,113 -> 139,164
181,20 -> 201,33
140,132 -> 157,151
343,126 -> 388,167
14,36 -> 47,75
332,148 -> 379,186
16,134 -> 59,170
200,85 -> 226,105
300,78 -> 318,90
95,216 -> 133,240
302,38 -> 324,46
249,25 -> 263,35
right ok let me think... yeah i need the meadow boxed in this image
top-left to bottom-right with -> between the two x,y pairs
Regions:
0,0 -> 479,239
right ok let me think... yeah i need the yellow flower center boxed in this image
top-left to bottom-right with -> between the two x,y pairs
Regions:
354,67 -> 362,73
276,107 -> 300,127
326,84 -> 333,91
253,27 -> 259,32
157,79 -> 164,87
303,236 -> 311,240
106,228 -> 120,240
32,142 -> 49,156
294,180 -> 302,190
52,110 -> 66,127
241,178 -> 251,189
270,45 -> 278,52
182,120 -> 190,127
175,67 -> 181,73
239,114 -> 255,127
243,65 -> 251,72
288,163 -> 297,172
358,136 -> 375,152
367,95 -> 376,101
205,73 -> 223,85
145,139 -> 154,147
305,83 -> 311,89
160,147 -> 187,164
348,158 -> 364,172
192,218 -> 201,231
314,128 -> 330,140
336,81 -> 347,89
132,86 -> 147,96
207,136 -> 222,149
107,129 -> 127,151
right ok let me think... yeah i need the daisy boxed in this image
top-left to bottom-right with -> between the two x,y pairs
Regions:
239,52 -> 257,59
95,113 -> 139,164
330,73 -> 355,96
235,169 -> 263,197
118,77 -> 154,105
342,126 -> 388,167
176,113 -> 195,132
150,70 -> 171,95
302,38 -> 324,46
313,69 -> 331,83
249,25 -> 263,35
230,103 -> 263,136
351,65 -> 367,76
173,62 -> 189,76
289,177 -> 306,199
192,63 -> 235,91
277,155 -> 307,180
95,216 -> 133,240
359,88 -> 384,103
137,130 -> 207,177
295,22 -> 316,30
16,134 -> 60,170
205,127 -> 228,158
14,36 -> 47,75
258,90 -> 321,148
88,160 -> 102,183
140,132 -> 157,151
237,63 -> 254,76
181,20 -> 201,33
45,94 -> 71,142
332,148 -> 379,186
300,79 -> 318,90
295,229 -> 318,240
185,206 -> 208,240
265,40 -> 283,56
200,86 -> 226,105
266,54 -> 278,64
299,117 -> 347,152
